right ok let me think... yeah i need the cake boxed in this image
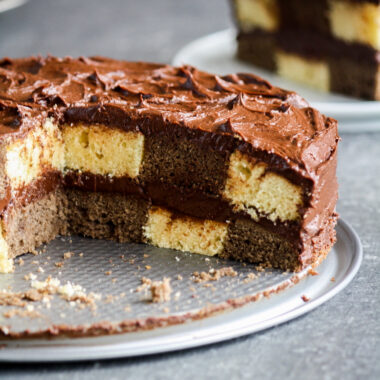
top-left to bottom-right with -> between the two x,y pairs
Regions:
0,56 -> 339,274
231,0 -> 380,100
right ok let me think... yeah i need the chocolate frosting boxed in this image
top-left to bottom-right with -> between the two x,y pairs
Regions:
0,56 -> 338,182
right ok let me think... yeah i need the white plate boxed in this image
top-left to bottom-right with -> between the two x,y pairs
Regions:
0,219 -> 362,362
173,30 -> 380,132
0,0 -> 27,13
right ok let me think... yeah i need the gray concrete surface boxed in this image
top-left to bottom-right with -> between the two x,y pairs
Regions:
0,0 -> 379,378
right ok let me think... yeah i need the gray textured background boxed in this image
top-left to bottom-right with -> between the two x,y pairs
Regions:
0,0 -> 379,378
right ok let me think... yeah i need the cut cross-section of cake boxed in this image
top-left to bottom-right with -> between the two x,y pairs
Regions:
231,0 -> 380,100
0,56 -> 339,273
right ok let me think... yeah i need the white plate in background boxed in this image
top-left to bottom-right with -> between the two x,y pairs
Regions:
0,0 -> 27,13
173,30 -> 380,133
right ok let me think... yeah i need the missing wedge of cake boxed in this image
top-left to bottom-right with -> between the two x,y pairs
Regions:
0,56 -> 339,273
231,0 -> 380,100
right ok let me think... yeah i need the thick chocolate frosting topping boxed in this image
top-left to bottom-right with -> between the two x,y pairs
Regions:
0,56 -> 338,180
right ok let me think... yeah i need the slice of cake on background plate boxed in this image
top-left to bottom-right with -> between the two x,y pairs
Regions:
0,56 -> 339,273
231,0 -> 380,100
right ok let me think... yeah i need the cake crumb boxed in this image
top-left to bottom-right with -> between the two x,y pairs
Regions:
55,261 -> 64,268
24,289 -> 43,302
104,295 -> 115,304
192,267 -> 237,283
3,308 -> 42,319
243,273 -> 257,284
24,273 -> 37,281
150,278 -> 171,303
136,277 -> 152,292
174,291 -> 181,300
29,276 -> 100,310
143,254 -> 149,258
79,252 -> 84,257
145,265 -> 151,270
18,258 -> 24,266
105,271 -> 112,276
176,274 -> 183,281
0,292 -> 26,307
301,295 -> 310,302
63,251 -> 74,260
37,266 -> 45,273
30,248 -> 39,256
331,277 -> 335,282
124,305 -> 131,312
308,269 -> 319,276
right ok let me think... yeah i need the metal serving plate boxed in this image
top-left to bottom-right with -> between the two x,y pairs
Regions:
0,219 -> 362,362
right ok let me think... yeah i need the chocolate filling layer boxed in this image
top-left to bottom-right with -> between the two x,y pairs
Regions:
238,29 -> 380,65
0,171 -> 62,216
64,170 -> 302,243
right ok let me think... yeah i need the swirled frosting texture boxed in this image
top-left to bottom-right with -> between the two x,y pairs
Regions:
0,56 -> 338,180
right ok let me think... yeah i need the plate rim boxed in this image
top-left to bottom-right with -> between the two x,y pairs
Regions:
0,0 -> 27,13
172,29 -> 380,120
0,218 -> 362,362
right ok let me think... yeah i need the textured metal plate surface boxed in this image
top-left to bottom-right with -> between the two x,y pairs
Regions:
0,219 -> 362,362
0,232 -> 304,337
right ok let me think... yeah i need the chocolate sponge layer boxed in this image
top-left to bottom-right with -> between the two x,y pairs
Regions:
65,189 -> 149,243
140,130 -> 229,196
2,189 -> 67,259
220,217 -> 300,270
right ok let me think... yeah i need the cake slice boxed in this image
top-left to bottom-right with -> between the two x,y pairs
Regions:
0,56 -> 339,273
232,0 -> 380,100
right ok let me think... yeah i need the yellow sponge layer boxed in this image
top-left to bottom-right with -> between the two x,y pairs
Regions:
0,223 -> 12,274
5,118 -> 64,190
235,0 -> 279,32
224,150 -> 303,222
329,0 -> 380,50
62,124 -> 144,178
275,51 -> 330,93
143,207 -> 228,256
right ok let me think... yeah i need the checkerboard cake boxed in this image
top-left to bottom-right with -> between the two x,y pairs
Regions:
0,56 -> 339,273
